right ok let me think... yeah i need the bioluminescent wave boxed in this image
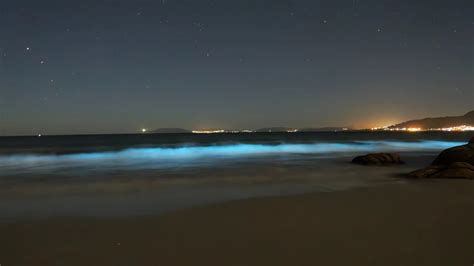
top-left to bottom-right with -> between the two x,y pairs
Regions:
0,140 -> 462,176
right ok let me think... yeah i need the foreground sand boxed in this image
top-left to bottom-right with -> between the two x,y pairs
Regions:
1,180 -> 473,266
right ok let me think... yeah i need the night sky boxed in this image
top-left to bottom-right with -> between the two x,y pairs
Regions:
0,0 -> 472,136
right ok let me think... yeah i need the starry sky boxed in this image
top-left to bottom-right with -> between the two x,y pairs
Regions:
0,0 -> 472,136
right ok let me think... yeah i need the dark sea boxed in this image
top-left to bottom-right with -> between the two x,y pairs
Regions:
0,131 -> 471,220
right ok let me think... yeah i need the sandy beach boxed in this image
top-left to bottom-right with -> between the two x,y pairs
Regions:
1,179 -> 473,266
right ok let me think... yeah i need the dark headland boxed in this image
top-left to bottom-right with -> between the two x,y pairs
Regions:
390,110 -> 474,129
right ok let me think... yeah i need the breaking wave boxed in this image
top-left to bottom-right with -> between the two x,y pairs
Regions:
0,140 -> 462,175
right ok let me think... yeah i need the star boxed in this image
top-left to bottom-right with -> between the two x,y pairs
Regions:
193,21 -> 205,32
26,47 -> 31,51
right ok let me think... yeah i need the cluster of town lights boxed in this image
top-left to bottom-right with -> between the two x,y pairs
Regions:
141,125 -> 474,134
191,130 -> 226,134
371,125 -> 474,132
191,129 -> 301,134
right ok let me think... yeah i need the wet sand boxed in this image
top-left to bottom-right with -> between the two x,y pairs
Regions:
1,180 -> 473,266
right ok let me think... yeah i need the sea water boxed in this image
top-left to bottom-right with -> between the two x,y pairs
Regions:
0,131 -> 470,219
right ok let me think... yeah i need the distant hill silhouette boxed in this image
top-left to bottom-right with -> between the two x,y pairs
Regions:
150,128 -> 191,134
254,127 -> 290,132
255,127 -> 350,132
389,110 -> 474,129
150,127 -> 351,134
299,127 -> 350,132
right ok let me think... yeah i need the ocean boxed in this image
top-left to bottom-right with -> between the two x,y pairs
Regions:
0,131 -> 471,220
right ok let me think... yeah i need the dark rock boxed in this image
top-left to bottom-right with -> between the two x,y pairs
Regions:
449,161 -> 474,171
408,140 -> 474,179
432,141 -> 474,165
352,153 -> 404,165
408,162 -> 474,179
408,165 -> 445,179
435,167 -> 474,179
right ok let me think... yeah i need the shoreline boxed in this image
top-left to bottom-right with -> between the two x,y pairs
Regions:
0,154 -> 427,220
1,179 -> 473,266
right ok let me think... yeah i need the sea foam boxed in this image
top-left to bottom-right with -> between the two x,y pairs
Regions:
0,140 -> 462,175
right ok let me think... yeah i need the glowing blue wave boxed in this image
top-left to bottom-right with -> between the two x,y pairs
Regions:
0,140 -> 463,174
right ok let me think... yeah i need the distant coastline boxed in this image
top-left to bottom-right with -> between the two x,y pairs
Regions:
2,111 -> 473,138
146,111 -> 474,134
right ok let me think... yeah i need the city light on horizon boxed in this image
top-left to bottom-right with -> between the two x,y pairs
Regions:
370,125 -> 474,132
